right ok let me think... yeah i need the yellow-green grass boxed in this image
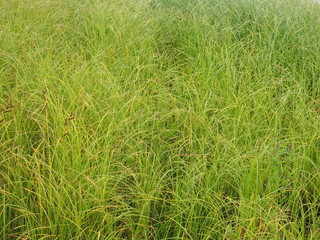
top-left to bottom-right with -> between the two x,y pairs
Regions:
0,0 -> 319,239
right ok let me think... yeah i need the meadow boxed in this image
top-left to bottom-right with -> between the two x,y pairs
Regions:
0,0 -> 319,239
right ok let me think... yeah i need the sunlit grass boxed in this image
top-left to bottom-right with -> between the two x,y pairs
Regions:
0,0 -> 319,239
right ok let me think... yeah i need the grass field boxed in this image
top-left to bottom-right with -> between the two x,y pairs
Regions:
0,0 -> 319,239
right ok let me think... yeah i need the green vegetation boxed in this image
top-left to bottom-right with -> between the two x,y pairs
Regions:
0,0 -> 319,239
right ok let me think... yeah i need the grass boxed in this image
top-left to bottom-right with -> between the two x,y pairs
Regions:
0,0 -> 319,239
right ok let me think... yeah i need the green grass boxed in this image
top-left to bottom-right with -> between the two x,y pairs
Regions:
0,0 -> 319,239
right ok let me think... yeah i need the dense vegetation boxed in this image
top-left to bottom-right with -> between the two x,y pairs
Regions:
0,0 -> 319,239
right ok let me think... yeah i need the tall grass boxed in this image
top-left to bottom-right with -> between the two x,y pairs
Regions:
0,0 -> 319,239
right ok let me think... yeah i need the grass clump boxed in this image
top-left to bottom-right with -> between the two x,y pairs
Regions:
0,0 -> 319,239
